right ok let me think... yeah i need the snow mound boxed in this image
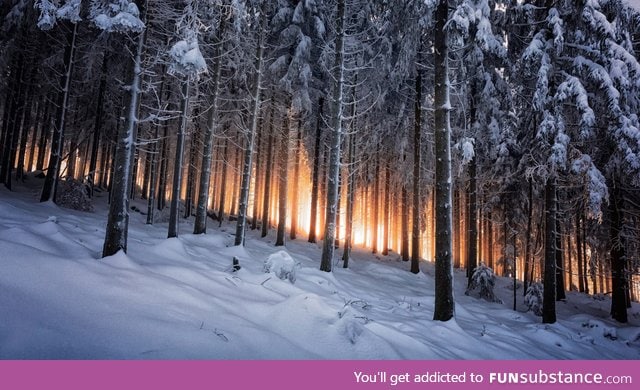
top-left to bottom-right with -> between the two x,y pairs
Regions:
264,251 -> 298,284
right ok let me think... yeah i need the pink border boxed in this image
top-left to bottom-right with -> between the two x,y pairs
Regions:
0,360 -> 637,389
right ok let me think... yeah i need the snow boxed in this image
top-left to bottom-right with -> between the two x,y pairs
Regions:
91,0 -> 144,33
264,251 -> 298,283
168,40 -> 207,78
0,181 -> 639,359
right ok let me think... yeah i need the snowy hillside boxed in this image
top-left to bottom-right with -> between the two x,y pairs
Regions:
0,182 -> 639,359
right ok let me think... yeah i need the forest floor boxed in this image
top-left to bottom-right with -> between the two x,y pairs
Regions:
0,176 -> 639,359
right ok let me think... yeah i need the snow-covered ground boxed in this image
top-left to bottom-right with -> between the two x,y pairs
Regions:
0,179 -> 639,359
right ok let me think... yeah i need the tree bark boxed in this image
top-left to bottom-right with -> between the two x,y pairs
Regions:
275,105 -> 292,247
41,23 -> 78,201
261,108 -> 275,238
433,0 -> 455,321
235,15 -> 265,246
308,98 -> 323,243
320,0 -> 346,272
168,79 -> 191,238
609,178 -> 628,323
542,177 -> 557,323
102,13 -> 146,257
411,68 -> 422,274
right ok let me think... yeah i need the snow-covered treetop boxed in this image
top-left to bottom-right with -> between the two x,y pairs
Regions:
34,0 -> 81,30
168,39 -> 207,79
91,0 -> 145,33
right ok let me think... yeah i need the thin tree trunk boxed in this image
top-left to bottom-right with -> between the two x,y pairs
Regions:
556,223 -> 566,300
235,16 -> 265,246
542,177 -> 557,323
467,156 -> 478,287
290,120 -> 302,240
41,23 -> 78,201
308,98 -> 323,243
523,180 -> 533,294
382,160 -> 391,256
411,68 -> 422,273
261,109 -> 275,238
342,128 -> 356,267
88,55 -> 108,196
372,153 -> 379,253
168,79 -> 191,238
401,182 -> 409,261
218,137 -> 229,227
275,105 -> 292,247
320,0 -> 346,272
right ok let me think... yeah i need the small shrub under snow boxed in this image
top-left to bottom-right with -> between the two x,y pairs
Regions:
466,263 -> 502,303
525,282 -> 544,316
55,178 -> 93,212
263,251 -> 298,284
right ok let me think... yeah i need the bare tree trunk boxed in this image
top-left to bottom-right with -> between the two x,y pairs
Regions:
88,56 -> 108,196
218,137 -> 229,227
146,70 -> 168,224
235,15 -> 265,246
401,182 -> 409,262
308,98 -> 323,243
261,108 -> 275,238
542,177 -> 557,323
102,14 -> 145,257
372,153 -> 379,253
41,23 -> 77,201
320,0 -> 346,272
467,156 -> 478,287
290,120 -> 302,240
382,160 -> 391,256
411,68 -> 422,274
556,222 -> 566,300
168,79 -> 191,238
523,180 -> 533,294
433,0 -> 455,321
184,121 -> 198,218
342,129 -> 356,267
609,177 -> 628,323
275,105 -> 292,247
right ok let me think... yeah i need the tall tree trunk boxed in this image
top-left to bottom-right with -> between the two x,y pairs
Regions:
1,57 -> 26,189
290,120 -> 302,240
168,79 -> 191,238
467,155 -> 478,287
433,0 -> 455,321
523,180 -> 533,295
372,153 -> 379,253
609,178 -> 628,323
235,16 -> 265,246
556,223 -> 566,300
275,105 -> 292,247
382,160 -> 391,256
542,177 -> 557,323
411,68 -> 422,274
251,112 -> 264,231
146,70 -> 168,224
27,97 -> 44,173
261,109 -> 275,238
401,182 -> 409,261
576,210 -> 585,292
36,102 -> 51,172
218,136 -> 229,227
183,120 -> 198,218
320,0 -> 346,272
41,23 -> 77,200
102,12 -> 146,257
88,55 -> 108,197
308,98 -> 323,243
342,128 -> 356,267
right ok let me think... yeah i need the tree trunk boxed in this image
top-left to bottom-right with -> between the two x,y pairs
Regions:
308,98 -> 323,243
433,0 -> 455,321
88,55 -> 108,197
218,136 -> 229,227
556,223 -> 566,300
320,0 -> 346,272
183,120 -> 198,218
523,180 -> 533,295
542,177 -> 557,323
290,120 -> 302,240
382,160 -> 391,256
275,106 -> 292,247
401,182 -> 409,261
261,109 -> 275,238
102,15 -> 146,257
235,16 -> 265,246
168,79 -> 191,238
411,68 -> 422,273
41,23 -> 78,200
342,128 -> 356,267
467,155 -> 478,287
609,178 -> 628,323
372,153 -> 379,253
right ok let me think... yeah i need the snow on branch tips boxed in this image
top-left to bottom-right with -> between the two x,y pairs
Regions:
35,0 -> 81,30
91,0 -> 145,33
168,39 -> 207,79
